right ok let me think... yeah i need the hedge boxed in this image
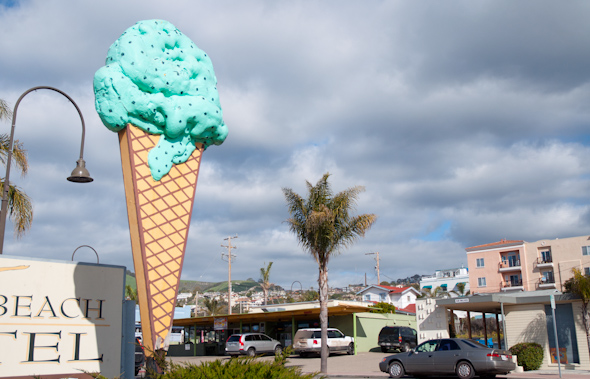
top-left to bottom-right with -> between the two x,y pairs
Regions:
509,342 -> 543,371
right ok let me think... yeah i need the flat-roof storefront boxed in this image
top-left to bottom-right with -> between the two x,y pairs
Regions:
169,301 -> 416,356
433,291 -> 590,370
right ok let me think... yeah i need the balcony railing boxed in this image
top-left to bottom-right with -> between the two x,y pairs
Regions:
538,276 -> 555,285
499,260 -> 521,269
537,256 -> 553,264
503,279 -> 523,288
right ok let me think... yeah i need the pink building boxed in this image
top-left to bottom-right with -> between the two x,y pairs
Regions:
466,236 -> 590,294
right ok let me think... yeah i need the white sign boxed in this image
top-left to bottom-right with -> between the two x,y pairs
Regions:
214,317 -> 228,330
455,298 -> 470,303
0,256 -> 125,378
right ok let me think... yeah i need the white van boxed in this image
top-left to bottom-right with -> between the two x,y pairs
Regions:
293,328 -> 354,357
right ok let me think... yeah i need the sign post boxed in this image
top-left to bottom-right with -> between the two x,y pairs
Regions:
550,294 -> 562,378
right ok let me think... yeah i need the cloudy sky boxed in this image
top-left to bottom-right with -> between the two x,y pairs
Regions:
1,0 -> 590,291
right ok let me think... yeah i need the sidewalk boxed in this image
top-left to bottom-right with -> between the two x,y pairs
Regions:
166,352 -> 590,378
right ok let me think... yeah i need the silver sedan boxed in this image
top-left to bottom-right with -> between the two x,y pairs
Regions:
379,338 -> 516,379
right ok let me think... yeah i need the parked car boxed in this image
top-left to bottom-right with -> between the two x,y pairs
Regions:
134,337 -> 145,376
293,328 -> 354,357
225,333 -> 283,357
379,338 -> 516,379
378,326 -> 417,353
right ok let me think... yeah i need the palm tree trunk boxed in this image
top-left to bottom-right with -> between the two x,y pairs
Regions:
318,260 -> 329,374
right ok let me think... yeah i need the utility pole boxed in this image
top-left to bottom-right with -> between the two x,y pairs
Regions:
221,235 -> 237,315
366,252 -> 380,285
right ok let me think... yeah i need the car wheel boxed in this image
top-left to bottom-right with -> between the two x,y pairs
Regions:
274,345 -> 283,355
134,367 -> 140,376
456,361 -> 475,379
388,360 -> 405,379
347,343 -> 354,355
381,346 -> 388,353
402,343 -> 410,352
247,347 -> 256,357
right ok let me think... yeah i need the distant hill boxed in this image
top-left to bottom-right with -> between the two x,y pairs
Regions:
205,280 -> 260,293
124,274 -> 260,294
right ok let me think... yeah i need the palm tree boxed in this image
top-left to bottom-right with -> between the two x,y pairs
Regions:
283,172 -> 377,373
0,98 -> 33,239
203,298 -> 223,316
125,285 -> 138,303
452,282 -> 470,297
260,261 -> 273,305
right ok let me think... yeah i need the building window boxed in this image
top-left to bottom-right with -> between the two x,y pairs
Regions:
582,246 -> 590,256
379,293 -> 386,301
476,258 -> 485,268
364,295 -> 370,301
541,271 -> 555,283
407,295 -> 410,301
540,249 -> 552,263
478,277 -> 486,287
585,267 -> 590,276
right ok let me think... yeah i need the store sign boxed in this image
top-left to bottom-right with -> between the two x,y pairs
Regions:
214,317 -> 227,330
0,256 -> 125,378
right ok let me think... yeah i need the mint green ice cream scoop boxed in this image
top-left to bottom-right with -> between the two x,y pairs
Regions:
94,20 -> 228,180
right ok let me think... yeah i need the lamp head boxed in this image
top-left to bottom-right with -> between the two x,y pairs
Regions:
67,159 -> 93,183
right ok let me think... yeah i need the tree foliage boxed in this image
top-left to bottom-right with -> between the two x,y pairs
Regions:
563,268 -> 590,346
369,301 -> 396,314
283,172 -> 376,373
125,284 -> 138,303
203,298 -> 224,316
259,261 -> 273,306
0,98 -> 33,238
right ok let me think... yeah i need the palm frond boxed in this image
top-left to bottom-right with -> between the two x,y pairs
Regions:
0,180 -> 33,238
0,135 -> 29,176
0,99 -> 12,122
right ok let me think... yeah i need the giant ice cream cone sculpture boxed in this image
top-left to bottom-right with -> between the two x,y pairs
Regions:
93,20 -> 227,357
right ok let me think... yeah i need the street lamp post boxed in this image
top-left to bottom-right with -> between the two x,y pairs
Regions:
0,86 -> 93,254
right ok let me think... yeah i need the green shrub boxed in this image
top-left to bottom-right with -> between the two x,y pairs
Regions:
509,342 -> 543,371
159,347 -> 321,379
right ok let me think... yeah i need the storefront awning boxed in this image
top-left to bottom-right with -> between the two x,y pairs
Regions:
172,302 -> 372,328
422,285 -> 432,289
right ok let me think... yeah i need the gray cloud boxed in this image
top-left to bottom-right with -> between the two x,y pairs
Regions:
1,0 -> 590,289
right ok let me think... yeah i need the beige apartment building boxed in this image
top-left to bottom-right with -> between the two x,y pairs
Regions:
466,235 -> 590,294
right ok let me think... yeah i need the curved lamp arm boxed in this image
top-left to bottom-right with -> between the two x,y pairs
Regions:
0,86 -> 93,255
72,244 -> 99,264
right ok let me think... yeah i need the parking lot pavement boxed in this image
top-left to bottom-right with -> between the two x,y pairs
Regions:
167,351 -> 389,377
162,352 -> 590,379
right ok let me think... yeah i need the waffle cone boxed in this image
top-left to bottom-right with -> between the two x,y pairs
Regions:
119,124 -> 203,353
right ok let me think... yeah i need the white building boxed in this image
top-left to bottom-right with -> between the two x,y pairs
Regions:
420,266 -> 469,293
356,285 -> 420,313
415,298 -> 450,343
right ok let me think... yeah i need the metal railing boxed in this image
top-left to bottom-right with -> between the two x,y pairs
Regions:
503,279 -> 523,288
536,256 -> 553,264
538,276 -> 555,285
499,259 -> 521,269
